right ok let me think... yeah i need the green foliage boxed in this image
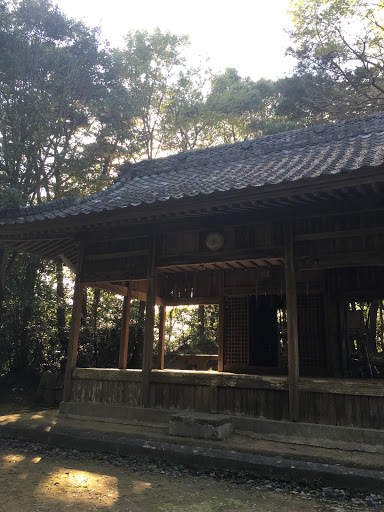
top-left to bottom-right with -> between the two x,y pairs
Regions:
0,0 -> 135,378
0,255 -> 70,374
207,69 -> 274,140
165,306 -> 218,355
288,0 -> 384,116
0,0 -> 135,207
204,68 -> 321,141
112,29 -> 192,159
76,296 -> 146,369
160,65 -> 214,152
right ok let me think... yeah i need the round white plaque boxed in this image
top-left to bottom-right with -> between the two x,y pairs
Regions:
205,232 -> 224,251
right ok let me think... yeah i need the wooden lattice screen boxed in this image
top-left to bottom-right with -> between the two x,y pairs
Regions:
297,294 -> 326,368
223,294 -> 325,371
223,297 -> 249,367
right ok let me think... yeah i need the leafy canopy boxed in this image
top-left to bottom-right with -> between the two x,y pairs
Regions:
288,0 -> 384,115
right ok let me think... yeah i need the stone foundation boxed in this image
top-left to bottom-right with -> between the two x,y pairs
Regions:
169,412 -> 233,440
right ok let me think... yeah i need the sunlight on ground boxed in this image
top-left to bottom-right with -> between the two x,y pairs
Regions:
36,468 -> 119,506
0,445 -> 336,512
0,413 -> 21,425
2,454 -> 26,466
0,411 -> 57,429
1,449 -> 155,509
132,479 -> 152,494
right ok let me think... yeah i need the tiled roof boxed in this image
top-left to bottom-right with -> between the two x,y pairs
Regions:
1,112 -> 384,226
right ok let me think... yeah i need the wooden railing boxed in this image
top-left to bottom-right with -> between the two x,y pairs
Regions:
70,368 -> 384,429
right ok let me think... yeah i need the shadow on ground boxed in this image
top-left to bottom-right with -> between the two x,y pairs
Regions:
0,441 -> 364,512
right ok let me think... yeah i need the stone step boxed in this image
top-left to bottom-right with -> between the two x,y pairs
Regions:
169,412 -> 233,440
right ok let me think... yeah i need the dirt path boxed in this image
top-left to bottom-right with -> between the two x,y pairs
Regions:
0,439 -> 381,512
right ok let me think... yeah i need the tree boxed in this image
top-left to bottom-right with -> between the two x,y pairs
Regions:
205,68 -> 275,142
204,68 -> 321,141
160,65 -> 215,152
288,0 -> 384,116
273,74 -> 331,127
0,0 -> 139,203
0,0 -> 135,376
113,29 -> 191,160
164,305 -> 219,356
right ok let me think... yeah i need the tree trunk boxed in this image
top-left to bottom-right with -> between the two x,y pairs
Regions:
0,245 -> 10,324
130,300 -> 145,368
367,300 -> 379,355
81,287 -> 88,326
14,258 -> 38,372
198,305 -> 205,344
91,288 -> 101,367
167,308 -> 174,344
56,261 -> 67,354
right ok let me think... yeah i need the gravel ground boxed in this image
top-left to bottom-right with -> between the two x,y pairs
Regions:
0,436 -> 383,511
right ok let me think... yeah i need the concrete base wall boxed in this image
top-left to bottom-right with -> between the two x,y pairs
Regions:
232,417 -> 384,454
59,401 -> 172,427
59,401 -> 384,454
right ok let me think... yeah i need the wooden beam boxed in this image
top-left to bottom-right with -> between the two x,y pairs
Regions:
295,226 -> 384,241
141,238 -> 157,407
82,268 -> 147,283
72,367 -> 288,390
118,292 -> 132,369
296,252 -> 384,270
157,247 -> 283,268
72,367 -> 142,382
218,271 -> 224,372
44,241 -> 75,259
298,377 -> 384,397
130,288 -> 165,306
59,253 -> 77,274
71,367 -> 384,397
285,224 -> 300,422
157,305 -> 166,370
63,273 -> 84,402
224,285 -> 285,297
85,249 -> 149,262
130,289 -> 146,302
164,296 -> 219,306
86,281 -> 129,296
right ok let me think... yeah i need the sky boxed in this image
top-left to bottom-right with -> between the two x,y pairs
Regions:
55,0 -> 296,81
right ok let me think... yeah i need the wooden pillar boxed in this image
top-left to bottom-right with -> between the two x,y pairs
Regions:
218,271 -> 224,372
141,238 -> 156,407
157,305 -> 166,370
285,224 -> 300,422
118,291 -> 132,369
63,274 -> 84,402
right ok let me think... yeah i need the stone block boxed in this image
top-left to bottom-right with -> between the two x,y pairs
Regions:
169,412 -> 233,440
